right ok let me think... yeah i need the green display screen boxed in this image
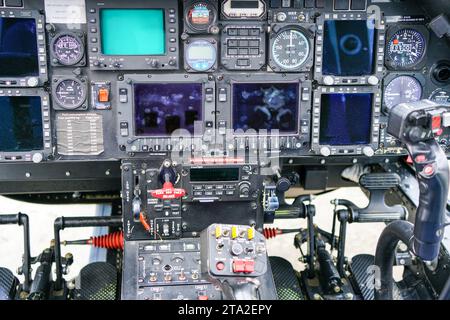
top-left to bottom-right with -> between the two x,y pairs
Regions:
100,9 -> 165,55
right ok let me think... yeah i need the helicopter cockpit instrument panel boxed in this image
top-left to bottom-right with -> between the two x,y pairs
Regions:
0,0 -> 449,303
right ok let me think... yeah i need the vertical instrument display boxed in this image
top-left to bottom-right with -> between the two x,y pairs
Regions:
0,12 -> 47,87
232,82 -> 299,134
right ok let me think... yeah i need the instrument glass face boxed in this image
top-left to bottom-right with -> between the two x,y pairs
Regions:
186,2 -> 216,31
429,89 -> 450,106
55,79 -> 86,109
384,75 -> 423,109
53,34 -> 83,65
271,29 -> 310,70
185,40 -> 217,71
387,29 -> 426,68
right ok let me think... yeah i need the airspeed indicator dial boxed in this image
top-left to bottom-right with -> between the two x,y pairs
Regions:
271,29 -> 310,71
54,78 -> 87,110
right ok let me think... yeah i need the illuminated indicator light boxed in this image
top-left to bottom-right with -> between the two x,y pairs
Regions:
198,295 -> 209,300
231,226 -> 238,239
98,88 -> 109,102
247,228 -> 254,240
393,39 -> 399,45
215,226 -> 221,238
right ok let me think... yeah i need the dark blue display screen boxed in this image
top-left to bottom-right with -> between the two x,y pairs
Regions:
0,96 -> 43,152
322,20 -> 376,76
319,93 -> 373,145
134,83 -> 203,136
232,83 -> 299,134
0,18 -> 39,77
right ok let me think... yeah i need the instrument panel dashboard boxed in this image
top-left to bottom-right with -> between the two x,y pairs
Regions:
0,0 -> 449,192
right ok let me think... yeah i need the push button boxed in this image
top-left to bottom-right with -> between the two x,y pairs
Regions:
98,88 -> 109,103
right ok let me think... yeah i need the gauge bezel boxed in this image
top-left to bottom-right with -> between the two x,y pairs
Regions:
385,25 -> 429,71
382,73 -> 426,112
429,88 -> 450,106
311,86 -> 382,156
314,12 -> 386,86
184,1 -> 218,33
50,32 -> 86,67
268,24 -> 314,73
52,76 -> 88,110
184,38 -> 218,72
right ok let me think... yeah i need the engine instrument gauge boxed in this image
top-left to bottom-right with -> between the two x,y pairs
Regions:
386,28 -> 426,69
429,89 -> 450,106
185,39 -> 217,72
384,75 -> 423,109
186,2 -> 217,32
271,29 -> 310,71
52,33 -> 84,66
53,78 -> 87,110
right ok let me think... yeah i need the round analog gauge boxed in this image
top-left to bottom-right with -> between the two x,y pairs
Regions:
384,76 -> 423,109
186,2 -> 217,32
386,29 -> 426,69
52,33 -> 84,66
54,78 -> 86,109
271,29 -> 310,70
429,88 -> 450,106
185,40 -> 217,72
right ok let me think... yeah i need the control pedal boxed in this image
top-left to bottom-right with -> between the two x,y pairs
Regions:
0,267 -> 18,300
348,254 -> 376,300
72,262 -> 118,300
269,256 -> 304,300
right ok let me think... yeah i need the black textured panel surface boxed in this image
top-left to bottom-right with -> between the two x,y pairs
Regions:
349,254 -> 375,300
359,173 -> 401,189
269,256 -> 304,300
0,267 -> 18,300
73,262 -> 118,300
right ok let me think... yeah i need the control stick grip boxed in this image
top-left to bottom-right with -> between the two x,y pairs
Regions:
387,100 -> 450,261
408,140 -> 449,260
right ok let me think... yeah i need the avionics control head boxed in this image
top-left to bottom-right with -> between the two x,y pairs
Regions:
200,223 -> 267,278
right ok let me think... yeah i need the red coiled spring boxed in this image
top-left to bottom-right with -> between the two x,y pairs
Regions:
263,228 -> 282,239
88,231 -> 124,250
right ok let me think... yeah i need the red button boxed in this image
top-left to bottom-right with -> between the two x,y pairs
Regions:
406,155 -> 413,165
216,261 -> 225,271
232,260 -> 246,273
415,154 -> 427,163
244,260 -> 255,273
198,295 -> 209,300
432,115 -> 442,131
423,165 -> 435,176
98,88 -> 109,102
